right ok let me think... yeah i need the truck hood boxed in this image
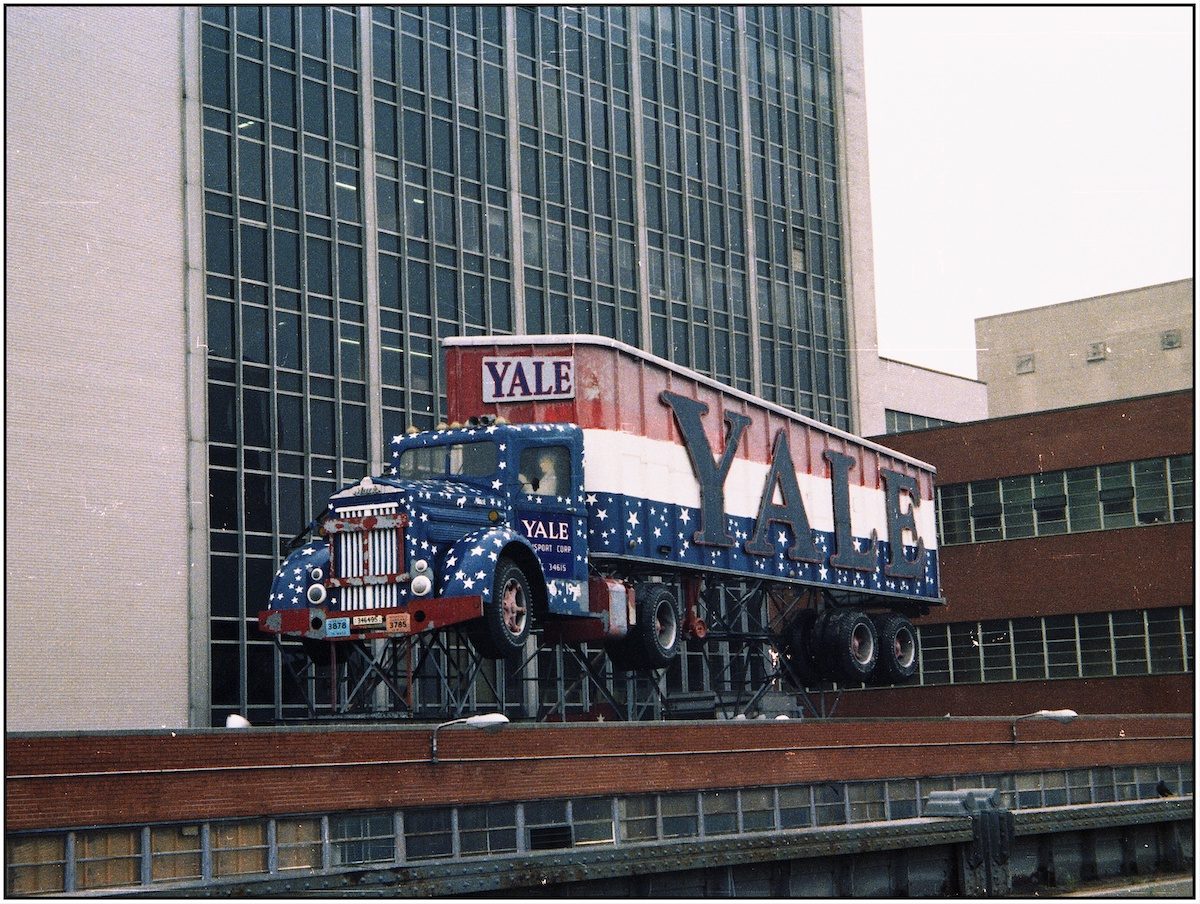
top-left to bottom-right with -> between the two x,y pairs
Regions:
330,476 -> 506,515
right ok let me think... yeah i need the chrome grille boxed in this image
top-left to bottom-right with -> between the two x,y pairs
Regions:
329,502 -> 404,611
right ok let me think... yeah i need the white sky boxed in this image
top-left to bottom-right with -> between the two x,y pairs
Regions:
861,6 -> 1194,379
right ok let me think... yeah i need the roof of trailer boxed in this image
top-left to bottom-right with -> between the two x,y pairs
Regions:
444,334 -> 937,473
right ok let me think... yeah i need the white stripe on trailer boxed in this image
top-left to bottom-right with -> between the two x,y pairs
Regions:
582,428 -> 937,548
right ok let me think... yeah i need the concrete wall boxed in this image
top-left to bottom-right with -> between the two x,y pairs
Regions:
873,357 -> 988,433
977,279 -> 1193,417
831,7 -> 884,437
5,7 -> 194,730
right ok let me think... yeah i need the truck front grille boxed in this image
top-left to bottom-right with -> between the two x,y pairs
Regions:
325,503 -> 407,611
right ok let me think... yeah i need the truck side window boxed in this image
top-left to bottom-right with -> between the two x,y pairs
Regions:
519,446 -> 570,496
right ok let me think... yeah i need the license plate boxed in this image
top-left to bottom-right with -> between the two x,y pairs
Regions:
386,613 -> 411,633
325,617 -> 350,638
352,615 -> 385,628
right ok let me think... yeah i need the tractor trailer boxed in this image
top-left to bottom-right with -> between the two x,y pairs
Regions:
259,334 -> 942,685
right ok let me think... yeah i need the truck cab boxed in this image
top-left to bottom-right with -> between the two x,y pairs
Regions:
260,418 -> 609,662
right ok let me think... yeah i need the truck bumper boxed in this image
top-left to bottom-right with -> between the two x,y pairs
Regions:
257,596 -> 484,641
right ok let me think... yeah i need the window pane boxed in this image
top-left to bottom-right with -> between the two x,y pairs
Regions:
918,624 -> 950,685
949,623 -> 981,683
1169,455 -> 1193,521
619,796 -> 658,841
938,484 -> 970,545
212,820 -> 267,877
332,812 -> 393,866
1012,617 -> 1046,680
1032,472 -> 1067,536
1001,476 -> 1033,539
404,808 -> 451,860
661,792 -> 699,838
980,619 -> 1013,682
1099,463 -> 1135,529
740,789 -> 774,832
1077,613 -> 1112,677
969,480 -> 1001,542
1147,608 -> 1185,673
75,827 -> 142,890
1066,467 -> 1101,532
7,835 -> 66,896
276,817 -> 321,872
813,784 -> 845,826
1133,459 -> 1169,524
1045,615 -> 1078,679
778,785 -> 811,829
1111,610 -> 1148,676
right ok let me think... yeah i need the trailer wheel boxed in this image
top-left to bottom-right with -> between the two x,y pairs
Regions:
821,609 -> 878,685
870,613 -> 918,684
623,584 -> 682,670
781,609 -> 822,688
470,557 -> 531,660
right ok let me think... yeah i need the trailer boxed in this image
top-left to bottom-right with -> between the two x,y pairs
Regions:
260,334 -> 942,691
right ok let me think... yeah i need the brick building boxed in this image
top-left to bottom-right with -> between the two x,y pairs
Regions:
837,389 -> 1193,718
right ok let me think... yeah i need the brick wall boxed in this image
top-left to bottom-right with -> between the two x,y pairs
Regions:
875,390 -> 1193,484
834,674 -> 1193,719
6,717 -> 1191,832
930,522 -> 1191,624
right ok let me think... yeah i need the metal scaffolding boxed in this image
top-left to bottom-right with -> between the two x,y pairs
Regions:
275,577 -> 845,725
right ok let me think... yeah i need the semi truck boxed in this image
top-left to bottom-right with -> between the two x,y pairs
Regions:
259,334 -> 942,686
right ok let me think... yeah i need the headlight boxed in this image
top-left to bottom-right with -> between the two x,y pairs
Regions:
309,566 -> 324,582
411,574 -> 432,596
413,559 -> 429,574
307,584 -> 328,604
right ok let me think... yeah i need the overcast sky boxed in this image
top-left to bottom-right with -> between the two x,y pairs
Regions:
861,6 -> 1193,379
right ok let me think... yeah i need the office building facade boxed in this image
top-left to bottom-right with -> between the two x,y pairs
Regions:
8,5 -> 894,729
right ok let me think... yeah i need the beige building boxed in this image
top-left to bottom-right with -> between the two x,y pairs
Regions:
976,279 -> 1193,418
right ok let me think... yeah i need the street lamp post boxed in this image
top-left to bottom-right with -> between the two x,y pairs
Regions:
430,712 -> 510,763
1010,708 -> 1078,743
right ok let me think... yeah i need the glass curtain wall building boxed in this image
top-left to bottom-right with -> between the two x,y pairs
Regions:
199,6 -> 856,725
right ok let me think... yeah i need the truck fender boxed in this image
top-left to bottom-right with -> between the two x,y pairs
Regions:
440,527 -> 547,614
269,542 -> 332,610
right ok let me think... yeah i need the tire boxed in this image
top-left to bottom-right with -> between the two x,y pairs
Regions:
469,557 -> 532,660
622,583 -> 682,671
780,609 -> 822,688
870,612 -> 918,684
819,608 -> 878,685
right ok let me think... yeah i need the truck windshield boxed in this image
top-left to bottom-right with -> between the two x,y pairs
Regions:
398,441 -> 499,480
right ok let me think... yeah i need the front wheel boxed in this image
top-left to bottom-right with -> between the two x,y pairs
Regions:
469,557 -> 532,660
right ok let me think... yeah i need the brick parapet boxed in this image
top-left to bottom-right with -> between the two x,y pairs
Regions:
5,716 -> 1191,832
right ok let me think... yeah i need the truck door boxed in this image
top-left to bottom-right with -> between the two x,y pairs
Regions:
515,437 -> 588,610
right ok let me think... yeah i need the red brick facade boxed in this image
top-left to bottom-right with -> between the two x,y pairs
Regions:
930,522 -> 1190,625
6,716 -> 1191,833
877,391 -> 1193,484
834,674 -> 1193,719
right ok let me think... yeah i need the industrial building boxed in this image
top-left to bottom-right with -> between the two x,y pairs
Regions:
839,389 -> 1193,719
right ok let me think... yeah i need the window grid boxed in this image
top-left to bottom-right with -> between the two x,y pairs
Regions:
909,607 -> 1192,688
885,409 -> 956,433
935,455 -> 1193,547
11,760 -> 1191,894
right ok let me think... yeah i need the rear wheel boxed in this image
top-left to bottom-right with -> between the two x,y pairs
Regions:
469,557 -> 531,660
870,612 -> 918,684
819,609 -> 878,685
618,583 -> 682,671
